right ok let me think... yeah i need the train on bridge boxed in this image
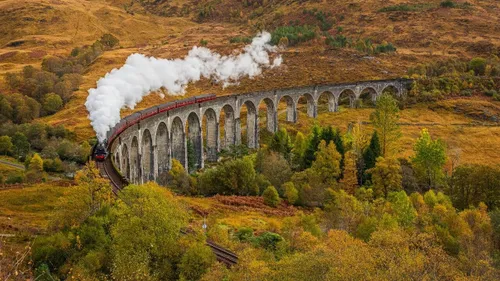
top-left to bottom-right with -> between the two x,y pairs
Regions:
92,94 -> 216,161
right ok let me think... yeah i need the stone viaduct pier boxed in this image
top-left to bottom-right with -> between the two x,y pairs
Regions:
109,78 -> 411,184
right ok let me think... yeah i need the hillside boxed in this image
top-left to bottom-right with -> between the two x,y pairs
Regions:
1,0 -> 500,151
2,1 -> 500,279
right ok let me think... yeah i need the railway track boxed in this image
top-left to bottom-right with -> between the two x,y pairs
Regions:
95,158 -> 238,266
206,240 -> 239,265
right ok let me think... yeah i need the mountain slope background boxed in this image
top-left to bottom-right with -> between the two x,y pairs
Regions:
0,0 -> 499,164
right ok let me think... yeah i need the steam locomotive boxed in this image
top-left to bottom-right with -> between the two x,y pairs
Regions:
92,94 -> 216,161
92,143 -> 108,161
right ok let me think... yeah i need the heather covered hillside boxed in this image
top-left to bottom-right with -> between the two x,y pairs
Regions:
1,1 -> 500,280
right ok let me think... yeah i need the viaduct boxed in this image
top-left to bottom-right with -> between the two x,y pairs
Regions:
109,78 -> 411,184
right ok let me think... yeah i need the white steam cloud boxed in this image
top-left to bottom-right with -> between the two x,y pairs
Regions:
85,31 -> 282,143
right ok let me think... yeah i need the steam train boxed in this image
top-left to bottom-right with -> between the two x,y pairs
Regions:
92,143 -> 108,161
92,94 -> 217,161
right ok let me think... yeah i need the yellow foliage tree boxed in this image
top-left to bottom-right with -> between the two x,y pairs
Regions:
52,162 -> 113,228
311,140 -> 341,186
368,157 -> 402,198
340,151 -> 358,194
26,153 -> 44,183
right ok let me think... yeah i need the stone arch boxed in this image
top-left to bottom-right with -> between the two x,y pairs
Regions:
130,136 -> 139,184
317,91 -> 335,113
240,100 -> 258,149
186,112 -> 202,171
258,97 -> 276,133
121,144 -> 130,180
171,117 -> 186,168
382,84 -> 400,97
141,129 -> 154,182
220,104 -> 235,149
155,122 -> 170,178
359,87 -> 378,107
203,108 -> 218,162
339,89 -> 356,108
278,95 -> 296,123
297,93 -> 315,118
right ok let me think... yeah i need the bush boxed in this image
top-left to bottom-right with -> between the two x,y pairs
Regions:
200,39 -> 208,46
375,42 -> 396,53
253,232 -> 283,251
0,135 -> 13,155
42,93 -> 63,115
283,182 -> 298,205
236,227 -> 254,241
198,157 -> 258,196
485,89 -> 497,97
325,35 -> 348,48
100,33 -> 119,49
179,243 -> 215,281
469,57 -> 487,75
32,232 -> 72,274
43,157 -> 64,173
263,186 -> 280,207
460,89 -> 473,97
6,173 -> 25,184
440,1 -> 456,8
271,25 -> 317,46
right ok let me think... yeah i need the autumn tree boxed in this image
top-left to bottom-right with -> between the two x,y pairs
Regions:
331,128 -> 345,172
449,164 -> 500,210
311,140 -> 342,186
370,93 -> 401,157
198,157 -> 258,196
0,95 -> 13,123
179,243 -> 216,281
164,158 -> 195,194
387,191 -> 416,228
368,157 -> 402,198
26,153 -> 44,183
111,183 -> 187,280
0,135 -> 13,155
340,151 -> 358,194
51,162 -> 113,229
42,93 -> 63,115
293,140 -> 342,206
263,186 -> 281,207
269,128 -> 293,160
412,129 -> 446,190
291,131 -> 307,170
349,122 -> 369,184
256,151 -> 292,194
324,190 -> 364,233
282,182 -> 298,205
11,132 -> 30,159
